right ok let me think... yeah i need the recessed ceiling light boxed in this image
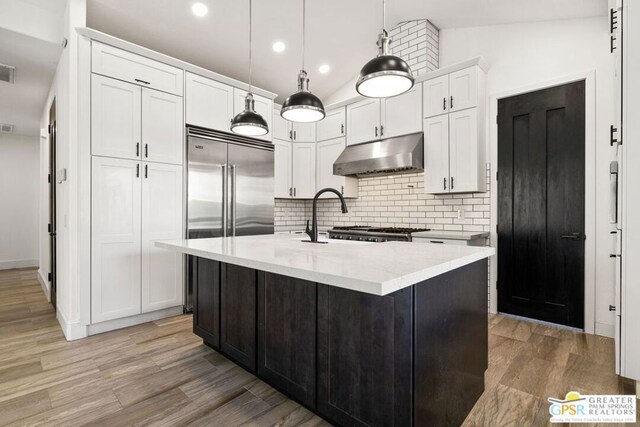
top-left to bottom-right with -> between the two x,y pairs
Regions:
319,64 -> 331,74
192,3 -> 208,17
272,41 -> 286,53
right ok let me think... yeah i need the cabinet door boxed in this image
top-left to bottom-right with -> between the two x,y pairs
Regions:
221,264 -> 257,371
423,75 -> 450,118
142,89 -> 183,165
292,122 -> 316,142
272,110 -> 291,141
141,162 -> 183,313
424,115 -> 450,194
317,285 -> 412,426
257,273 -> 316,408
449,108 -> 480,193
273,139 -> 292,198
192,257 -> 220,348
92,74 -> 141,160
316,107 -> 345,141
449,67 -> 478,112
291,142 -> 316,198
346,98 -> 380,145
185,72 -> 234,131
316,138 -> 357,198
382,84 -> 423,139
91,156 -> 141,323
92,41 -> 184,96
234,89 -> 274,142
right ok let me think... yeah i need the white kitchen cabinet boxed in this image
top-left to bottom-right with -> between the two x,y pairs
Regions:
92,41 -> 184,96
291,122 -> 316,142
273,139 -> 292,198
449,67 -> 478,112
423,115 -> 450,193
233,88 -> 274,142
185,72 -> 234,132
382,85 -> 423,139
317,107 -> 346,142
91,74 -> 141,160
141,162 -> 183,313
142,89 -> 183,165
273,111 -> 291,141
316,138 -> 358,198
448,108 -> 480,193
423,75 -> 449,118
91,156 -> 142,323
346,98 -> 381,145
291,142 -> 316,198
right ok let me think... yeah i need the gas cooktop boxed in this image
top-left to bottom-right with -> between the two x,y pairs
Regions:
327,226 -> 430,242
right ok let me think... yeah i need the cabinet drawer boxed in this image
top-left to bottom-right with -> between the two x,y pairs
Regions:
92,41 -> 184,96
412,237 -> 468,246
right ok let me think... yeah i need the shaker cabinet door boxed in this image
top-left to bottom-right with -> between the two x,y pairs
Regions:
423,74 -> 449,118
185,72 -> 234,131
449,108 -> 480,193
316,107 -> 346,141
291,143 -> 316,199
346,98 -> 381,145
92,74 -> 141,160
142,89 -> 183,165
423,115 -> 450,194
273,139 -> 292,198
449,67 -> 478,112
382,84 -> 423,139
91,156 -> 142,323
141,162 -> 183,313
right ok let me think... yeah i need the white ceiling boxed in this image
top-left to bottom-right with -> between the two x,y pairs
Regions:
0,27 -> 62,137
87,0 -> 606,104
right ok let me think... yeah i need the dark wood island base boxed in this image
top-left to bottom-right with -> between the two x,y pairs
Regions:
190,256 -> 488,427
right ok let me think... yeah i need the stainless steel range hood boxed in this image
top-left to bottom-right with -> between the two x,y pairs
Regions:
333,132 -> 424,177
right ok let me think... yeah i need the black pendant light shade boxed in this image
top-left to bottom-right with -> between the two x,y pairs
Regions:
231,0 -> 269,136
356,31 -> 414,98
281,71 -> 325,122
231,93 -> 269,136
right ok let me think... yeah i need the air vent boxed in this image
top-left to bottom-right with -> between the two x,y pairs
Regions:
0,123 -> 14,133
0,64 -> 15,84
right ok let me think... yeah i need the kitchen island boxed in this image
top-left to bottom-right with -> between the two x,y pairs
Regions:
157,234 -> 494,426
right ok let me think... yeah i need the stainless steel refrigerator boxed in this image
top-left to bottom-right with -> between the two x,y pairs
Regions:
185,126 -> 274,311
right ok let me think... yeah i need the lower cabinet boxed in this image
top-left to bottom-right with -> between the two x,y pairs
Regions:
257,273 -> 317,408
317,284 -> 413,426
220,263 -> 257,371
192,257 -> 220,348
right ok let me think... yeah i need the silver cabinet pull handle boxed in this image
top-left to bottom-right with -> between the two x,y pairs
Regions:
380,125 -> 384,137
144,164 -> 148,178
375,126 -> 378,137
341,124 -> 344,134
444,177 -> 447,190
136,142 -> 139,157
144,144 -> 148,158
451,177 -> 455,190
289,187 -> 293,197
289,130 -> 293,140
443,98 -> 447,110
136,163 -> 140,178
450,96 -> 454,109
294,130 -> 297,140
294,187 -> 297,197
341,185 -> 344,195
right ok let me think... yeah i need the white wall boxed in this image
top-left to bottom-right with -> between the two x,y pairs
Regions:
440,17 -> 616,336
0,134 -> 40,269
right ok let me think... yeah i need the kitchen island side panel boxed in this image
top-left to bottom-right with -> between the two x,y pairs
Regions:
414,260 -> 488,426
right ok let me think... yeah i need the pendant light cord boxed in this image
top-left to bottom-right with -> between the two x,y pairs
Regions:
248,0 -> 253,94
382,0 -> 386,32
302,0 -> 306,71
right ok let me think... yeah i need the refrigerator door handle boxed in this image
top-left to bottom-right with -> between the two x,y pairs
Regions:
230,164 -> 237,236
222,164 -> 228,237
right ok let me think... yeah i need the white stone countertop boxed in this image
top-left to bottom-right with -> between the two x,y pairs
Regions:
412,230 -> 490,241
156,234 -> 494,296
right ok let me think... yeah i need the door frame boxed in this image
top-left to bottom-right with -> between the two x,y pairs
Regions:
49,99 -> 57,309
488,70 -> 597,334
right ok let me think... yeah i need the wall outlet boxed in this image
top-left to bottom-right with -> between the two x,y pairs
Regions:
457,210 -> 464,219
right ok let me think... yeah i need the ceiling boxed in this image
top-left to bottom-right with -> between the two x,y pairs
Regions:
87,0 -> 606,104
0,27 -> 62,137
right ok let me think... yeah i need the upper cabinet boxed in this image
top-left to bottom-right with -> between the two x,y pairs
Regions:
346,86 -> 423,145
292,122 -> 316,142
272,107 -> 316,142
92,41 -> 184,96
233,88 -> 274,142
317,108 -> 346,142
423,65 -> 481,118
273,110 -> 291,141
273,139 -> 292,198
186,72 -> 234,131
92,74 -> 183,165
316,138 -> 358,198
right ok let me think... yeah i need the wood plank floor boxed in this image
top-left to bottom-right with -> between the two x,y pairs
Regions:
0,268 -> 636,426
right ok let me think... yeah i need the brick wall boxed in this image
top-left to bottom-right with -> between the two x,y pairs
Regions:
389,19 -> 439,76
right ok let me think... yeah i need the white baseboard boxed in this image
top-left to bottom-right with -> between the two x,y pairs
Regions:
87,306 -> 184,336
56,309 -> 88,341
0,259 -> 39,270
37,269 -> 50,302
595,322 -> 615,338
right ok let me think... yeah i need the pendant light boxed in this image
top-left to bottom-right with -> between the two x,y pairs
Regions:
281,0 -> 325,123
231,0 -> 269,136
355,0 -> 414,98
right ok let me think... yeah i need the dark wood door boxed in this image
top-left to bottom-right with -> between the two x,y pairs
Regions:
257,273 -> 316,409
498,81 -> 585,328
48,100 -> 57,309
317,285 -> 412,427
192,257 -> 220,348
220,264 -> 257,371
